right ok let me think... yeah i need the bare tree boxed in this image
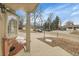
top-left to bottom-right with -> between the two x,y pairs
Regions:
48,13 -> 53,30
33,11 -> 38,31
32,6 -> 44,31
43,13 -> 53,31
65,21 -> 74,26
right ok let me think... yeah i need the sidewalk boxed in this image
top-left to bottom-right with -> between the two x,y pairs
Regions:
15,32 -> 72,56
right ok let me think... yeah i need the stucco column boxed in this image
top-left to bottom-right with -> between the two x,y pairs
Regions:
26,12 -> 30,52
0,10 -> 7,55
0,8 -> 3,56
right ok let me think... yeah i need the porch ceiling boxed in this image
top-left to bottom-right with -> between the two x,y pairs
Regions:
4,3 -> 38,12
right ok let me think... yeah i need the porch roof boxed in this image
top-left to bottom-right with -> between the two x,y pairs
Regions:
4,3 -> 38,13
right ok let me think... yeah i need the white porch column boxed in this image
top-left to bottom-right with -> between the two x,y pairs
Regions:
26,12 -> 30,52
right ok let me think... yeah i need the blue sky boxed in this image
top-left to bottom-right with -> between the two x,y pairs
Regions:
16,3 -> 79,26
38,3 -> 79,25
16,9 -> 26,16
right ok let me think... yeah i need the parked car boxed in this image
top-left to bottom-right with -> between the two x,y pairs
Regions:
36,29 -> 42,32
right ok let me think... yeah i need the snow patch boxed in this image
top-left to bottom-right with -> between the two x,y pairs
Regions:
45,39 -> 52,42
16,36 -> 26,44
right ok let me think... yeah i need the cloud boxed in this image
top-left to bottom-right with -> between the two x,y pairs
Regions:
43,8 -> 70,23
70,4 -> 79,16
40,4 -> 79,26
42,4 -> 71,20
43,4 -> 70,14
53,4 -> 70,11
73,5 -> 79,10
71,10 -> 79,16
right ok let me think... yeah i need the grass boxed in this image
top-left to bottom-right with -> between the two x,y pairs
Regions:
38,37 -> 79,56
71,30 -> 79,35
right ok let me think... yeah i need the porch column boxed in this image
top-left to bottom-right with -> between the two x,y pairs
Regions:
0,7 -> 7,55
26,12 -> 30,52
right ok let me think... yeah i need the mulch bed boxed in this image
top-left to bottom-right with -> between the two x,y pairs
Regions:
38,37 -> 79,56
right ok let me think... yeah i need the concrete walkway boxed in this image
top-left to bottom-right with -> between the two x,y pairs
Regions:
15,32 -> 72,56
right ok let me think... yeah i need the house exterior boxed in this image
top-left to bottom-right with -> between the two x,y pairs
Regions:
0,4 -> 19,56
0,3 -> 38,56
63,25 -> 79,31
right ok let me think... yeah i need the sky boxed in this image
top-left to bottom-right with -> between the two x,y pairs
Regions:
16,9 -> 26,25
16,3 -> 79,26
38,3 -> 79,26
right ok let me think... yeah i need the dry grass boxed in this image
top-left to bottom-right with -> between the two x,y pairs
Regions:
38,37 -> 79,56
71,30 -> 79,35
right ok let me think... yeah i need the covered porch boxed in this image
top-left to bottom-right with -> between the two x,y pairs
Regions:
0,3 -> 73,56
0,3 -> 38,56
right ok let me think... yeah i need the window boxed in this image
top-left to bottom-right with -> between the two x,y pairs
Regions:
8,16 -> 17,38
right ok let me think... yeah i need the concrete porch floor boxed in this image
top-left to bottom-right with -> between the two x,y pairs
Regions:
15,32 -> 72,56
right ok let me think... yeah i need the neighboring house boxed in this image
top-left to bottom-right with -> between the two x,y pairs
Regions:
61,21 -> 79,31
63,25 -> 79,31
